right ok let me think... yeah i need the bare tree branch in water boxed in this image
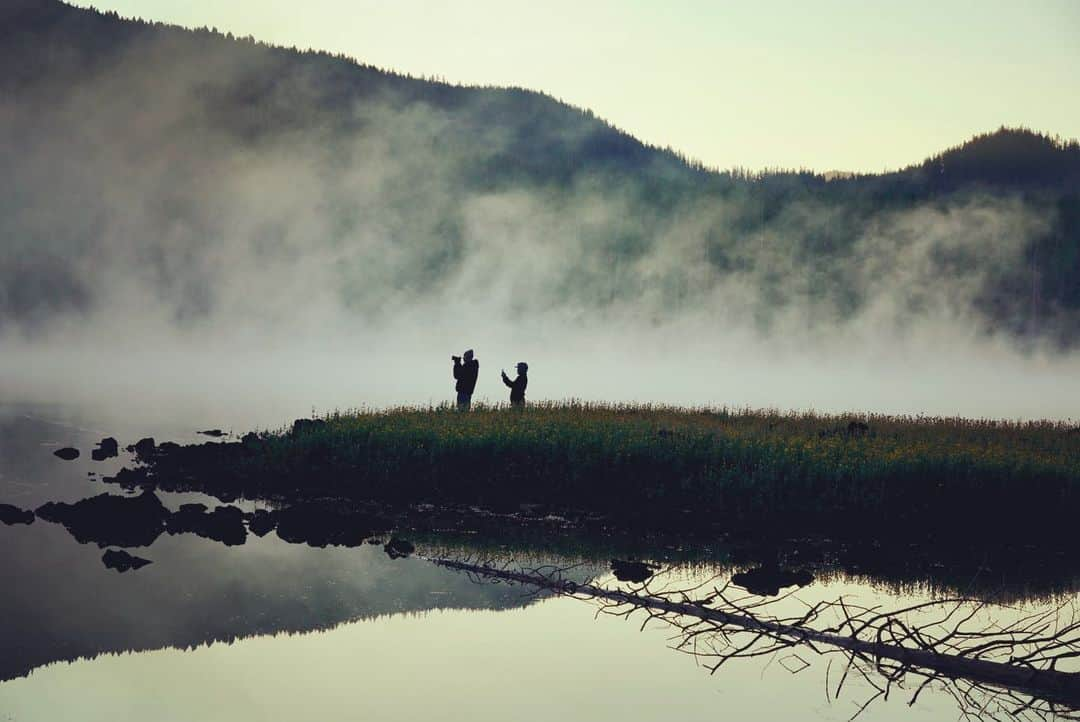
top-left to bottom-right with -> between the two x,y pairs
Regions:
428,557 -> 1080,721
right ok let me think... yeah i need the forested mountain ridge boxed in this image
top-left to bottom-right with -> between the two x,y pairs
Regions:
2,0 -> 1079,345
1,0 -> 701,188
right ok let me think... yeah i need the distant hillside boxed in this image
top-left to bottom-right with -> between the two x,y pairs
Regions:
913,128 -> 1080,190
2,0 -> 1079,345
1,0 -> 703,188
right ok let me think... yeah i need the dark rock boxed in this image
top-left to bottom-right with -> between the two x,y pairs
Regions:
198,429 -> 226,437
53,447 -> 79,460
127,437 -> 156,458
91,437 -> 119,461
731,566 -> 814,596
384,537 -> 415,559
246,509 -> 276,537
290,418 -> 327,437
166,503 -> 247,545
0,504 -> 34,526
102,549 -> 152,573
611,559 -> 657,583
107,439 -> 255,498
36,490 -> 169,547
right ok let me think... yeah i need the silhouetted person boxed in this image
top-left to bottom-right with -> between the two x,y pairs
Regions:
452,349 -> 479,410
501,362 -> 528,407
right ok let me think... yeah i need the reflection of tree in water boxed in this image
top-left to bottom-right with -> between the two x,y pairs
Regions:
432,557 -> 1080,721
11,486 -> 1080,718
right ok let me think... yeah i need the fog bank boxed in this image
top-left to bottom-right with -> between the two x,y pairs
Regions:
3,4 -> 1079,424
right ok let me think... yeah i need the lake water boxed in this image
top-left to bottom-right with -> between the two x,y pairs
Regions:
1,401 -> 1076,721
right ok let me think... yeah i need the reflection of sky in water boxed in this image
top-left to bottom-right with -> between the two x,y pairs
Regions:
0,402 -> 1076,721
0,585 -> 978,722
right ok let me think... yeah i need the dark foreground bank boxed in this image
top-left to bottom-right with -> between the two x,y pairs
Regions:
101,403 -> 1080,542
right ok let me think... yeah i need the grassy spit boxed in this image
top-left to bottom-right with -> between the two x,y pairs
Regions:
139,402 -> 1080,539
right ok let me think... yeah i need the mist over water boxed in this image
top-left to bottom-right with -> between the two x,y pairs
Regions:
6,323 -> 1079,428
3,8 -> 1079,425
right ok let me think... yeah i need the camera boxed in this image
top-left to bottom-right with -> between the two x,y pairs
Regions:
452,355 -> 461,362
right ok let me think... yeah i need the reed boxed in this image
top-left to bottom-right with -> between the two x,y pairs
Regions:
141,402 -> 1080,539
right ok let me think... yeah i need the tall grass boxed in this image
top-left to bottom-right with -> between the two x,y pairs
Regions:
146,402 -> 1080,539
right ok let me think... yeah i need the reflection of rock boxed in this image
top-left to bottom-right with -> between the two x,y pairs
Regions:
246,509 -> 276,537
53,447 -> 79,460
275,504 -> 386,548
102,549 -> 152,573
108,467 -> 150,489
91,437 -> 119,461
166,503 -> 247,546
0,504 -> 35,526
384,537 -> 415,559
611,559 -> 657,583
731,566 -> 814,596
35,489 -> 392,551
36,491 -> 169,548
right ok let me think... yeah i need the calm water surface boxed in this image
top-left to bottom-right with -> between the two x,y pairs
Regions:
0,401 -> 1074,721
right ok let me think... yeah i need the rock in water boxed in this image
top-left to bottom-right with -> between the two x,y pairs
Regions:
126,437 -> 156,458
198,429 -> 225,437
102,549 -> 152,573
0,504 -> 34,526
53,447 -> 79,460
610,559 -> 658,583
91,437 -> 120,461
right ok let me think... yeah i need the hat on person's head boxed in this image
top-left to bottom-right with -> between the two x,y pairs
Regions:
464,349 -> 474,360
516,362 -> 528,372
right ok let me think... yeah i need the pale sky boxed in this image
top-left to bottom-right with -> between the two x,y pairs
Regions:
71,0 -> 1080,172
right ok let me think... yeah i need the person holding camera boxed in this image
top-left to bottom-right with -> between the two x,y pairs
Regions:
501,362 -> 528,407
452,349 -> 479,410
